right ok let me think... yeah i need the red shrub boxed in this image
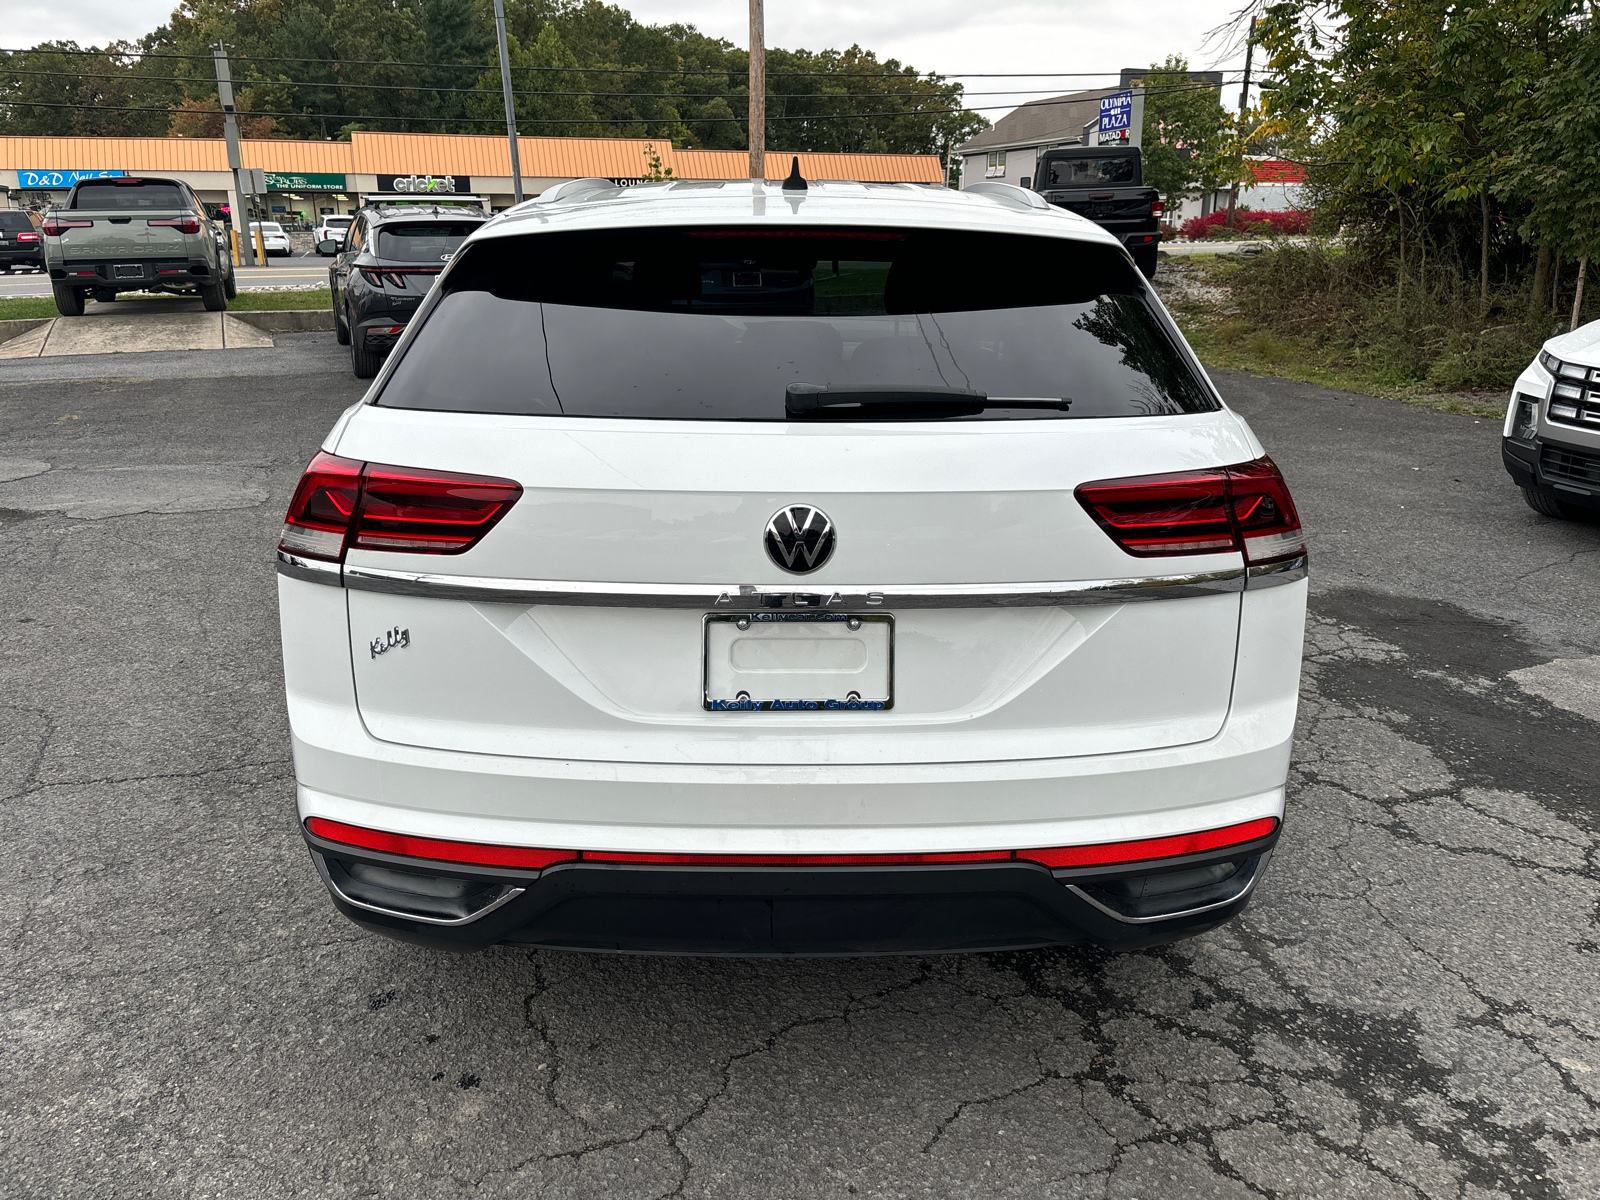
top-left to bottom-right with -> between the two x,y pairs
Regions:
1178,209 -> 1311,240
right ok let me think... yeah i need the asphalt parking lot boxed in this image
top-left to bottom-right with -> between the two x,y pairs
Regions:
2,339 -> 1598,1198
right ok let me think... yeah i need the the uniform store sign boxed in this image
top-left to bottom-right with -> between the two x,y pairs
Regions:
264,172 -> 347,191
377,174 -> 471,194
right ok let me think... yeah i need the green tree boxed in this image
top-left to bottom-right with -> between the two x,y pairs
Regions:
1138,55 -> 1227,211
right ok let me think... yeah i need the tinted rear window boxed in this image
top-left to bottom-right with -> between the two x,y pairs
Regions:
0,213 -> 34,231
1046,157 -> 1139,186
72,182 -> 188,210
376,227 -> 1214,421
376,222 -> 480,262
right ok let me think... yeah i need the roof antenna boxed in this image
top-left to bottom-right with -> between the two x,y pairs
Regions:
782,156 -> 807,192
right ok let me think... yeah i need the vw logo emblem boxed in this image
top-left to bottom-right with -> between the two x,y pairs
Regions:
764,505 -> 835,574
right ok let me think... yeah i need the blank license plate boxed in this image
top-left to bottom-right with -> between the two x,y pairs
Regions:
703,613 -> 893,711
113,263 -> 145,279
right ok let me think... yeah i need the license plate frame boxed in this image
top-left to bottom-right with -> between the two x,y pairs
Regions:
113,263 -> 146,279
702,612 -> 894,712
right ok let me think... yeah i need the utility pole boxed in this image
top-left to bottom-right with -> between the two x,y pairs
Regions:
213,43 -> 257,266
1225,18 -> 1256,232
492,0 -> 524,205
748,0 -> 765,182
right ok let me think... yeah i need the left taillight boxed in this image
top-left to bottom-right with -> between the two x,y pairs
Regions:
278,452 -> 522,563
1075,456 -> 1304,566
17,231 -> 41,243
41,217 -> 92,236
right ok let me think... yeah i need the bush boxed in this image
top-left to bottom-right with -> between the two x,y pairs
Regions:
1179,209 -> 1311,240
1220,242 -> 1548,391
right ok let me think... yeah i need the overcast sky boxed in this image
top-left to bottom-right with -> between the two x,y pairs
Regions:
6,0 -> 1253,120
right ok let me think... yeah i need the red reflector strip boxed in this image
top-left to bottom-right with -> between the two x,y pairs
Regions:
305,817 -> 1276,872
305,817 -> 576,870
1015,817 -> 1279,868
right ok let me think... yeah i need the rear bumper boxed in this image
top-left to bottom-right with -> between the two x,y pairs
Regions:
50,259 -> 214,287
0,247 -> 43,268
354,316 -> 410,353
304,824 -> 1278,955
1503,433 -> 1600,510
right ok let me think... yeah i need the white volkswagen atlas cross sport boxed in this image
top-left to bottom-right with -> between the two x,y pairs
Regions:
276,173 -> 1308,955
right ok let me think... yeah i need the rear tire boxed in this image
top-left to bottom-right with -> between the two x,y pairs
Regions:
351,329 -> 383,379
334,298 -> 351,345
1134,247 -> 1159,279
92,288 -> 117,303
52,284 -> 85,317
1522,486 -> 1579,519
223,270 -> 238,300
201,279 -> 228,312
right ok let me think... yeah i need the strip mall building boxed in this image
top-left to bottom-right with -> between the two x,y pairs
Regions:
0,131 -> 943,223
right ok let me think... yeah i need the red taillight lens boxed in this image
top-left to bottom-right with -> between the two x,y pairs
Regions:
17,232 -> 41,242
148,216 -> 202,234
1151,199 -> 1166,218
1076,457 -> 1303,564
279,451 -> 363,561
306,818 -> 576,870
41,217 -> 92,236
354,463 -> 522,553
277,453 -> 523,563
1225,457 -> 1305,565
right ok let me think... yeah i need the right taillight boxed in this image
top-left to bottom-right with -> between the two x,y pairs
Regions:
278,452 -> 522,563
1075,456 -> 1303,565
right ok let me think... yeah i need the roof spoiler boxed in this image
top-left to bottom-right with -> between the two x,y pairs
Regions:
962,182 -> 1053,212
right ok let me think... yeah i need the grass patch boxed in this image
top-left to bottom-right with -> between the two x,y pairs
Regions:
0,296 -> 58,321
227,289 -> 331,312
0,288 -> 331,323
1158,245 -> 1549,418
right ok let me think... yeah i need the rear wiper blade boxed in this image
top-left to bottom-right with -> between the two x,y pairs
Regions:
785,384 -> 1070,416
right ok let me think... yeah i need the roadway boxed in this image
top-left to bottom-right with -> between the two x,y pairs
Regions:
0,250 -> 330,300
1,338 -> 1597,1197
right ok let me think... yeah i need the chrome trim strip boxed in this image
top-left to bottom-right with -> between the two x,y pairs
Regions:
333,563 -> 1246,610
1246,553 -> 1308,589
313,853 -> 526,927
1064,851 -> 1269,925
276,549 -> 343,585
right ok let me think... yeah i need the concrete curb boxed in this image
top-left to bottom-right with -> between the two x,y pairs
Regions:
230,309 -> 334,333
0,318 -> 53,345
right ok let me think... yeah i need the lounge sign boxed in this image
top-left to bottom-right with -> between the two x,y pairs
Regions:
264,172 -> 347,191
377,174 -> 471,195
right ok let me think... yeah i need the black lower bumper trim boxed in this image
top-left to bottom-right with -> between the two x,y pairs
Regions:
1503,434 -> 1600,509
304,828 -> 1276,956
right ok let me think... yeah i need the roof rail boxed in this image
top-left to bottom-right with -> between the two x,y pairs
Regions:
534,178 -> 617,205
962,182 -> 1053,212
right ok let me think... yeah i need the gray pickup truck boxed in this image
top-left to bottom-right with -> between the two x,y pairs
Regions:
42,176 -> 235,315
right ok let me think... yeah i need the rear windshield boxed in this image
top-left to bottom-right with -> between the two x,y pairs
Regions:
376,222 -> 480,262
1045,157 -> 1139,186
254,222 -> 283,233
376,227 -> 1214,421
0,213 -> 34,231
324,216 -> 352,227
72,181 -> 188,210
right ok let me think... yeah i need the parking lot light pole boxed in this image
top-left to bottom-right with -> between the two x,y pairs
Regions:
212,43 -> 257,267
492,0 -> 524,205
749,0 -> 765,182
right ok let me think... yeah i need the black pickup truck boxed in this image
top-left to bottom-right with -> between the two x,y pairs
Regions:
1033,147 -> 1163,278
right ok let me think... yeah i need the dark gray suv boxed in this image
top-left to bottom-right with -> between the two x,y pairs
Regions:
324,203 -> 488,378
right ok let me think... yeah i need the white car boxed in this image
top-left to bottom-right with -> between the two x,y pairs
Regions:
250,221 -> 292,257
276,176 -> 1308,955
314,215 -> 353,254
1502,322 -> 1600,519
